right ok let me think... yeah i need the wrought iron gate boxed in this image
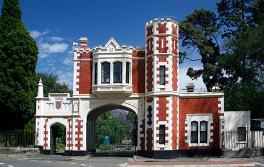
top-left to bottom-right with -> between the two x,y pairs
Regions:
86,119 -> 137,155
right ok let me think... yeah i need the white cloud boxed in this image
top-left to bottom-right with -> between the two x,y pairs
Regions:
40,42 -> 68,53
50,36 -> 64,42
63,57 -> 72,65
56,71 -> 73,89
30,30 -> 47,39
30,30 -> 70,58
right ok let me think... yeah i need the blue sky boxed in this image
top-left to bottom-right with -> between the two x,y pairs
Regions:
0,0 -> 219,91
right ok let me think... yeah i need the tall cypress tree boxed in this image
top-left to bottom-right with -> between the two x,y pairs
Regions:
0,0 -> 38,130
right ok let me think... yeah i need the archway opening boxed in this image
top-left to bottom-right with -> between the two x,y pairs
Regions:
50,123 -> 66,155
87,104 -> 138,155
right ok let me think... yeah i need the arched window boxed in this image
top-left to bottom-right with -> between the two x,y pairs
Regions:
126,62 -> 130,83
191,121 -> 198,143
101,62 -> 110,84
113,62 -> 122,83
200,121 -> 208,143
94,63 -> 97,84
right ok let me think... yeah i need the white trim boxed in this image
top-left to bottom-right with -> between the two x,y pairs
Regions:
176,97 -> 179,150
186,114 -> 212,147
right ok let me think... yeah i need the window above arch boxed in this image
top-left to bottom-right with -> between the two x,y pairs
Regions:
113,62 -> 122,83
94,63 -> 98,85
101,62 -> 110,84
126,62 -> 130,84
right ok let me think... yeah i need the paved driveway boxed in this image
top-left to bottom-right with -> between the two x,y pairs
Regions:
1,155 -> 264,167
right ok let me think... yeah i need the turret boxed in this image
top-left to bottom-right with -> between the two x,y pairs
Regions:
37,78 -> 43,98
145,18 -> 179,93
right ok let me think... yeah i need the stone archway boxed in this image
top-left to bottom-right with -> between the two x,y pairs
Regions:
86,104 -> 138,155
50,122 -> 66,155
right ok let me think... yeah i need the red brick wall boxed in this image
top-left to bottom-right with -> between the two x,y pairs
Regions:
158,23 -> 167,33
139,119 -> 145,150
147,25 -> 153,37
157,97 -> 168,121
171,37 -> 178,55
156,36 -> 168,53
78,52 -> 92,94
146,57 -> 153,92
132,50 -> 145,93
75,119 -> 83,150
171,96 -> 178,149
172,57 -> 178,91
146,128 -> 153,150
147,38 -> 153,55
67,118 -> 72,150
178,98 -> 219,149
172,24 -> 177,36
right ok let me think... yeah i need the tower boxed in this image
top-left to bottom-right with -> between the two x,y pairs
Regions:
143,18 -> 179,151
73,37 -> 93,95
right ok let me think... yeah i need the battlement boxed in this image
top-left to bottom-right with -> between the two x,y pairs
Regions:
145,18 -> 178,27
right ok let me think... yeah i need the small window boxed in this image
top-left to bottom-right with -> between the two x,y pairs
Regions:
114,62 -> 122,83
159,125 -> 165,144
237,127 -> 246,141
160,66 -> 165,85
101,62 -> 110,84
200,121 -> 208,143
126,62 -> 130,83
191,121 -> 198,143
94,63 -> 97,84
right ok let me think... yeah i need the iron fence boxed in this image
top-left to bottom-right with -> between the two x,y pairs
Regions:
222,130 -> 264,150
0,130 -> 35,147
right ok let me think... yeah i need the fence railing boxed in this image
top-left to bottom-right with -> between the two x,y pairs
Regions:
222,130 -> 264,150
0,130 -> 35,147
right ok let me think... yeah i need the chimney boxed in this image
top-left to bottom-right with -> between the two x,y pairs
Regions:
211,84 -> 220,92
79,37 -> 88,48
186,83 -> 195,92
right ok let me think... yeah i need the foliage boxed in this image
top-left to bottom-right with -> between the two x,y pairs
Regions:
37,73 -> 72,96
0,0 -> 38,130
97,144 -> 114,152
96,111 -> 127,146
217,0 -> 264,86
224,82 -> 264,118
179,8 -> 229,91
51,123 -> 66,150
24,118 -> 35,133
126,111 -> 137,145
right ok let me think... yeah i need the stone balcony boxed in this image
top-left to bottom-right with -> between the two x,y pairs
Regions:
92,84 -> 132,97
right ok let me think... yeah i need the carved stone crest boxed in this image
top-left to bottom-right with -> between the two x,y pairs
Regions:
56,101 -> 62,109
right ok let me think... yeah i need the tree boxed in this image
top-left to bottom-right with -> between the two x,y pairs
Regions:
179,8 -> 229,91
217,0 -> 264,86
0,0 -> 38,130
37,73 -> 71,96
218,0 -> 264,117
96,111 -> 127,145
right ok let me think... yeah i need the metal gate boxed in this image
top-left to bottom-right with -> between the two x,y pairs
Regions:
86,119 -> 137,156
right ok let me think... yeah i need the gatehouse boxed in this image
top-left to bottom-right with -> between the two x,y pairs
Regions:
35,18 -> 224,157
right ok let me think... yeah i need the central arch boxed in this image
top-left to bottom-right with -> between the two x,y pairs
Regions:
86,104 -> 138,155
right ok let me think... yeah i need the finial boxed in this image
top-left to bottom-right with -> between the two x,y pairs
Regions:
38,78 -> 43,86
